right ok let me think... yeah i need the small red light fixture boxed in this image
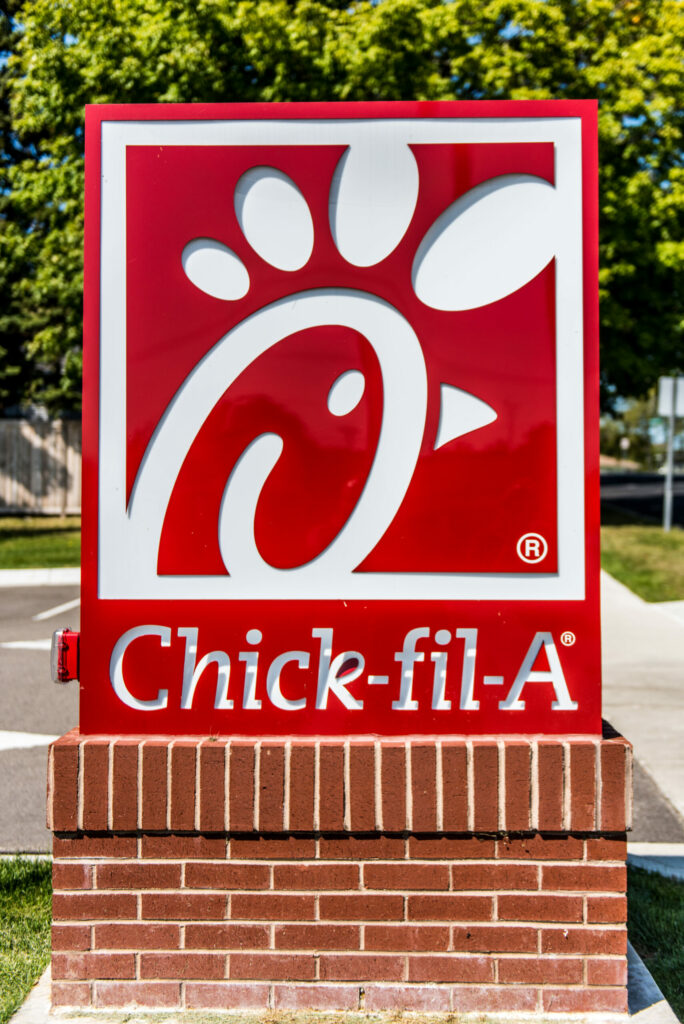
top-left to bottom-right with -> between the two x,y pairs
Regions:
51,629 -> 80,683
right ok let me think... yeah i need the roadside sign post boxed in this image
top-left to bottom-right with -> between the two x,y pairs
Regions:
48,101 -> 631,1016
658,375 -> 683,531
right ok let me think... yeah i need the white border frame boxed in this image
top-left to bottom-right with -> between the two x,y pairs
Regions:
98,116 -> 585,601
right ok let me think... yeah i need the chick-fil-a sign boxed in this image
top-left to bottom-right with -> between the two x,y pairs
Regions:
81,101 -> 600,735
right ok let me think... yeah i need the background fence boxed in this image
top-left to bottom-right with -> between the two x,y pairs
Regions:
0,419 -> 81,514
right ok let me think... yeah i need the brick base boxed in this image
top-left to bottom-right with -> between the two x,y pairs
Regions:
48,730 -> 631,1014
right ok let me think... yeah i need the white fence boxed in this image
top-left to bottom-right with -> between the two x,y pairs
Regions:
0,419 -> 81,514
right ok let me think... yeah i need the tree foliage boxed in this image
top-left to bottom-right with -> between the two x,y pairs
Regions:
1,0 -> 682,412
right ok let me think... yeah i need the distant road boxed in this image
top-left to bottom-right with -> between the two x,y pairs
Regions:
601,472 -> 684,527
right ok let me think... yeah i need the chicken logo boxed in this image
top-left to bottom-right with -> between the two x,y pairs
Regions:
96,112 -> 586,604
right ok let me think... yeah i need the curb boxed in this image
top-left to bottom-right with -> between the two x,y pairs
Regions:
0,568 -> 80,587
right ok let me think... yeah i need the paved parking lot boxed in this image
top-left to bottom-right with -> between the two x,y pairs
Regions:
0,584 -> 79,852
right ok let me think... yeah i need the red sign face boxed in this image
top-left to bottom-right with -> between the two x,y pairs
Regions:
82,101 -> 600,735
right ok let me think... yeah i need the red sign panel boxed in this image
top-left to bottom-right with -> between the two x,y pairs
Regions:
82,101 -> 600,735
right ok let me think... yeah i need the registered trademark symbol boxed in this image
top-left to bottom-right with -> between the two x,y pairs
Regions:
560,631 -> 576,647
516,533 -> 548,563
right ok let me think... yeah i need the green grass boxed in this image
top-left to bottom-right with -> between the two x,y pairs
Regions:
0,858 -> 51,1024
628,865 -> 684,1020
601,519 -> 684,601
0,517 -> 80,569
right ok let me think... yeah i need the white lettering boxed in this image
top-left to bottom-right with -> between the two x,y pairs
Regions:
457,628 -> 480,710
266,650 -> 309,710
314,629 -> 364,709
392,627 -> 429,710
431,629 -> 451,710
109,625 -> 170,710
178,627 -> 232,710
499,632 -> 578,711
240,629 -> 262,709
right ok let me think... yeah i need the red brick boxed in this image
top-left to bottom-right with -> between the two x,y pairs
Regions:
586,836 -> 627,861
442,742 -> 468,831
570,741 -> 597,830
274,863 -> 359,890
319,743 -> 344,830
409,954 -> 494,982
349,742 -> 375,830
231,834 -> 315,860
408,895 -> 493,921
141,741 -> 168,831
586,957 -> 628,985
537,741 -> 564,830
541,926 -> 627,954
141,952 -> 225,979
504,742 -> 531,831
185,982 -> 269,1009
51,981 -> 91,1007
451,986 -> 537,1012
498,894 -> 582,922
229,742 -> 255,831
498,956 -> 583,983
169,741 -> 196,831
141,893 -> 225,920
275,924 -> 360,950
232,893 -> 315,920
364,862 -> 449,890
82,741 -> 109,831
542,864 -> 626,891
320,894 -> 403,921
498,834 -> 583,860
230,953 -> 315,980
52,952 -> 135,980
411,742 -> 437,831
380,743 -> 406,831
199,742 -> 225,832
289,743 -> 315,831
185,862 -> 270,889
186,924 -> 270,949
52,925 -> 91,951
473,741 -> 499,831
601,742 -> 628,831
96,862 -> 181,889
452,863 -> 537,891
365,925 -> 449,951
587,895 -> 627,923
273,985 -> 358,1010
409,836 -> 495,859
53,862 -> 92,890
53,893 -> 137,921
141,834 -> 226,859
54,834 -> 136,859
51,739 -> 79,832
111,741 -> 139,831
94,981 -> 180,1007
259,742 -> 285,831
542,987 -> 628,1013
451,925 -> 537,953
320,953 -> 404,981
319,836 -> 405,860
94,923 -> 180,949
365,985 -> 451,1011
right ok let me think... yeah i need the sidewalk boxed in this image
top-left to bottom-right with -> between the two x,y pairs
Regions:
601,570 -> 684,822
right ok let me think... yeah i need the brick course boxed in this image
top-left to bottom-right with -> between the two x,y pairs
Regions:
49,729 -> 630,1014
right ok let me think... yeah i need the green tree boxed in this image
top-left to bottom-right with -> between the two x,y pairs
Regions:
0,0 -> 32,412
3,0 -> 683,413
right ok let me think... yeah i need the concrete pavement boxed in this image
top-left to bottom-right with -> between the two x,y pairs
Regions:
601,570 -> 684,823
